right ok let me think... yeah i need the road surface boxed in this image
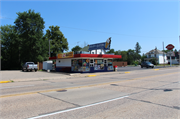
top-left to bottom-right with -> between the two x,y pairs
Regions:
0,67 -> 179,119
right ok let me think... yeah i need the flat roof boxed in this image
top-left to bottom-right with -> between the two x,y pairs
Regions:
49,54 -> 121,60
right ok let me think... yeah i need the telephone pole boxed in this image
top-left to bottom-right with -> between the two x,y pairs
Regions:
49,39 -> 51,57
163,42 -> 165,67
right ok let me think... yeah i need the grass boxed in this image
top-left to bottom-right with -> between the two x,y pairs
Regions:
10,80 -> 14,82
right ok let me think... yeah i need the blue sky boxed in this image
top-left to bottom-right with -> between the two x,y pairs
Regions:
1,0 -> 179,55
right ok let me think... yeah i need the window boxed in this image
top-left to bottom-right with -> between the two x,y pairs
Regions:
81,59 -> 90,72
94,59 -> 104,70
107,59 -> 113,70
71,59 -> 82,71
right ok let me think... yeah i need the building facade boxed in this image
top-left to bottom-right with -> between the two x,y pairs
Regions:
145,49 -> 168,64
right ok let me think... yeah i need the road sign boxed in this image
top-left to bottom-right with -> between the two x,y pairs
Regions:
167,51 -> 175,57
166,44 -> 174,50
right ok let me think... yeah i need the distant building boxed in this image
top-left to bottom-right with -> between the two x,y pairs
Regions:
145,49 -> 168,64
167,51 -> 179,64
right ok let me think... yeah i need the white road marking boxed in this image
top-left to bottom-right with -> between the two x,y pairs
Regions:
28,95 -> 129,119
0,85 -> 35,89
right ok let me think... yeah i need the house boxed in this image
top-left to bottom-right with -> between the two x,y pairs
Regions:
145,49 -> 168,64
167,51 -> 179,64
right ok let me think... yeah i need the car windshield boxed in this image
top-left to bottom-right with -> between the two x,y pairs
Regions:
146,62 -> 152,64
27,63 -> 33,65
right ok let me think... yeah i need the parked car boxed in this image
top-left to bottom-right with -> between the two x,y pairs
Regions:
22,62 -> 38,72
141,61 -> 154,68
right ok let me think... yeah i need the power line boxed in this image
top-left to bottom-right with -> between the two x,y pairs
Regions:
1,16 -> 175,39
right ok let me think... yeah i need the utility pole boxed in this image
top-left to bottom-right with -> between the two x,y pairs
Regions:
155,47 -> 157,66
49,39 -> 50,57
163,42 -> 165,67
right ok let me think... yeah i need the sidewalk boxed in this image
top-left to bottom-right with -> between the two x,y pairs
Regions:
0,70 -> 120,83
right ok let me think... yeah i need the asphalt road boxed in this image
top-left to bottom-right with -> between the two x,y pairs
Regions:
0,67 -> 179,119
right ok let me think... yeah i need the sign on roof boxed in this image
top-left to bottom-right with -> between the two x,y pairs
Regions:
57,52 -> 74,59
88,37 -> 111,51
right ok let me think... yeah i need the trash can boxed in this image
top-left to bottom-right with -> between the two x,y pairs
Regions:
114,65 -> 117,72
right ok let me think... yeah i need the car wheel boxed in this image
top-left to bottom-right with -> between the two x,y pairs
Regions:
26,68 -> 28,72
35,69 -> 37,72
146,66 -> 148,68
141,66 -> 143,68
152,66 -> 154,68
22,69 -> 24,72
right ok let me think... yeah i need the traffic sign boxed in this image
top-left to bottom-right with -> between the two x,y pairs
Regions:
166,44 -> 174,50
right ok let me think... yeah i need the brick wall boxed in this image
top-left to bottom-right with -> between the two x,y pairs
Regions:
113,62 -> 127,67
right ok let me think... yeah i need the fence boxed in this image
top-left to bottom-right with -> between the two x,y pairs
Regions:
37,62 -> 43,70
113,62 -> 127,67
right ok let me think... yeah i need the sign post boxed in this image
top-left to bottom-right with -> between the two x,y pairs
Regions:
166,44 -> 175,67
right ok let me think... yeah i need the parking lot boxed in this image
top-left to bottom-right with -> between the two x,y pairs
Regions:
0,66 -> 177,82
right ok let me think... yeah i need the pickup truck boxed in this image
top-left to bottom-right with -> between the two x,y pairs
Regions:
22,62 -> 38,72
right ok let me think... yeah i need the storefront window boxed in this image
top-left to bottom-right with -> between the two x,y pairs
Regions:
82,59 -> 90,72
94,59 -> 104,70
71,59 -> 82,71
107,59 -> 113,70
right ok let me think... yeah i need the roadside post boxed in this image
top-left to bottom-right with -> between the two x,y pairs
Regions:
166,44 -> 174,67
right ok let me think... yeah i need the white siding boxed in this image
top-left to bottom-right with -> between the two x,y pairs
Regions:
56,59 -> 71,67
158,54 -> 168,64
91,49 -> 105,54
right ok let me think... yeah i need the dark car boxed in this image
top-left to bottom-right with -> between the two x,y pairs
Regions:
141,61 -> 154,68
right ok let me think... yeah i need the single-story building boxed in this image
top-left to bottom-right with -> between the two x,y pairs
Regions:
49,37 -> 122,73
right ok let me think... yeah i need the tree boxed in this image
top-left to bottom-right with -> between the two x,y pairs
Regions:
106,49 -> 115,54
45,25 -> 69,57
1,25 -> 20,69
135,42 -> 141,54
141,55 -> 147,62
127,49 -> 136,65
71,45 -> 82,52
114,50 -> 128,62
14,9 -> 47,64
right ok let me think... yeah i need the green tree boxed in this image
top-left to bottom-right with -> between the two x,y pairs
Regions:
71,45 -> 82,52
45,25 -> 69,57
135,42 -> 141,54
106,49 -> 115,54
127,49 -> 136,65
141,55 -> 147,62
14,9 -> 47,64
114,50 -> 128,62
1,25 -> 20,69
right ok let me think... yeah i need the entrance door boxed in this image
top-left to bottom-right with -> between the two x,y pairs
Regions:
90,59 -> 94,67
104,59 -> 108,67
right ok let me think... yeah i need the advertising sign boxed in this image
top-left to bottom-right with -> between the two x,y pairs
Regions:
57,52 -> 74,59
166,44 -> 174,50
88,37 -> 111,51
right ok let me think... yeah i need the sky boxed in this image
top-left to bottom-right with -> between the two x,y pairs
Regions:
1,0 -> 180,55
